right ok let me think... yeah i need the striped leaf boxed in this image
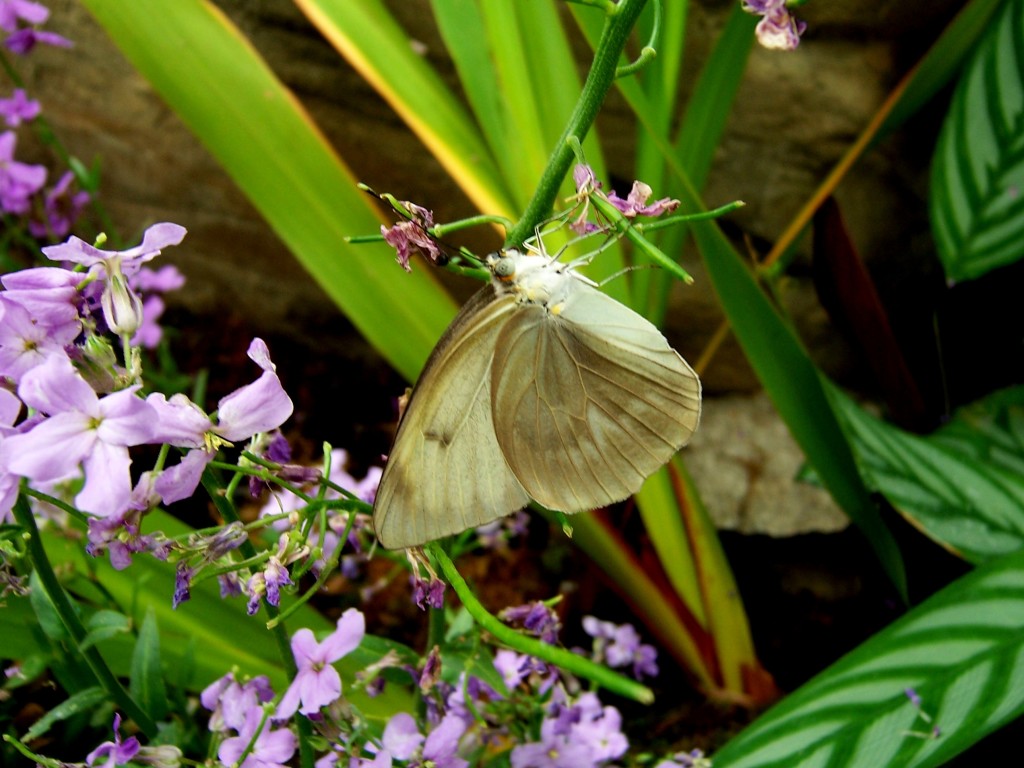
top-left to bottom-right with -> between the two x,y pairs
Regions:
831,384 -> 1024,564
930,0 -> 1024,282
711,548 -> 1024,767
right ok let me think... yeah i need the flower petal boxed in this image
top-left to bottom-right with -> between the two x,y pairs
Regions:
215,371 -> 293,441
18,355 -> 96,415
321,608 -> 365,662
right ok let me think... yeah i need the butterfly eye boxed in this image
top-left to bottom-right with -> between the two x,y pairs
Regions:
491,254 -> 517,281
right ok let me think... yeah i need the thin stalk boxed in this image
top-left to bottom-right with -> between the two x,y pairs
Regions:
11,494 -> 158,737
430,544 -> 654,704
506,0 -> 650,246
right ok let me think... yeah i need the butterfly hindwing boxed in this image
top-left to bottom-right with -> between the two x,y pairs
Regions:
490,279 -> 701,512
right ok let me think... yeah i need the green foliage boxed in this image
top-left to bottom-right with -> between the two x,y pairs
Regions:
711,548 -> 1024,768
7,0 -> 1024,764
130,609 -> 169,722
931,0 -> 1024,282
834,385 -> 1024,564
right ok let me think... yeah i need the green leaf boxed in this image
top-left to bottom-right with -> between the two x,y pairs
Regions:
711,548 -> 1024,767
931,386 -> 1024,475
39,510 -> 414,722
685,214 -> 906,597
296,0 -> 515,217
130,608 -> 168,722
833,385 -> 1024,564
22,686 -> 106,741
80,611 -> 132,651
81,0 -> 458,383
29,569 -> 68,643
930,0 -> 1024,282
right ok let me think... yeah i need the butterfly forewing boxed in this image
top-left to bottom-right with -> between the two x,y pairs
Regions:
490,279 -> 701,512
373,287 -> 529,549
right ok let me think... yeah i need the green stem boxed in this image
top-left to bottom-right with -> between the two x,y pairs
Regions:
429,544 -> 654,704
505,0 -> 651,246
199,468 -> 316,768
11,494 -> 159,737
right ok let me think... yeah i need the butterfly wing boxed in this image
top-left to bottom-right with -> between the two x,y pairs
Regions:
373,286 -> 529,549
490,279 -> 701,511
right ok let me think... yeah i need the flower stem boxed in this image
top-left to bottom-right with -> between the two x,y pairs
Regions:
505,0 -> 651,246
429,543 -> 654,704
11,493 -> 159,737
199,467 -> 316,768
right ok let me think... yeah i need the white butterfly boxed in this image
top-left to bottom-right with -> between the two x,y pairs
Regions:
373,246 -> 701,549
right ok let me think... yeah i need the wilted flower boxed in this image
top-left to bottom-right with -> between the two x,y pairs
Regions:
569,164 -> 680,235
380,201 -> 443,271
742,0 -> 806,50
500,600 -> 561,644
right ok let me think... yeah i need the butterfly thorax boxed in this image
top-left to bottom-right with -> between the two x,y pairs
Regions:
487,249 -> 576,316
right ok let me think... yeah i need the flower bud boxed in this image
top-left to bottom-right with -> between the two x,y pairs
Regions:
101,271 -> 144,337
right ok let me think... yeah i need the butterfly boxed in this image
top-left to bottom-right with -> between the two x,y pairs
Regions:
372,245 -> 701,549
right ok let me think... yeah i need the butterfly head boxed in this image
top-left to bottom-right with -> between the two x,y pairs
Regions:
487,248 -> 576,313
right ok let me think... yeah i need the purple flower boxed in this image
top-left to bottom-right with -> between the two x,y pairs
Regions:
0,0 -> 72,55
219,708 -> 296,768
0,355 -> 155,516
381,712 -> 468,768
86,713 -> 140,768
214,338 -> 294,442
380,202 -> 442,272
143,338 -> 293,501
245,553 -> 293,615
201,672 -> 275,733
0,87 -> 39,126
493,650 -> 554,692
569,164 -> 679,235
151,447 -> 214,506
276,608 -> 365,719
511,691 -> 627,768
0,296 -> 78,383
86,509 -> 166,570
411,572 -> 445,610
0,390 -> 22,522
742,0 -> 806,50
28,170 -> 90,240
0,130 -> 45,213
173,523 -> 247,608
132,264 -> 185,293
582,615 -> 659,681
500,600 -> 561,644
5,26 -> 70,53
606,180 -> 679,218
0,0 -> 48,30
132,294 -> 166,348
173,562 -> 195,609
0,265 -> 86,334
42,223 -> 186,337
475,509 -> 529,549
